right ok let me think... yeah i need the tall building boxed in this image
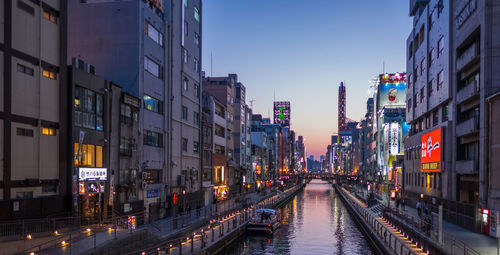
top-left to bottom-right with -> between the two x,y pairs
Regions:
1,0 -> 70,219
68,0 -> 203,220
170,0 -> 203,213
338,82 -> 346,130
405,0 -> 500,234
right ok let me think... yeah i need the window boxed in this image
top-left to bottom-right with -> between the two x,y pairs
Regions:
409,41 -> 414,59
145,22 -> 163,46
121,103 -> 138,124
182,106 -> 188,120
74,143 -> 103,167
442,105 -> 449,122
437,37 -> 444,58
215,144 -> 225,154
407,99 -> 412,112
183,79 -> 188,91
194,7 -> 200,22
428,10 -> 435,30
433,110 -> 439,126
17,0 -> 34,16
74,87 -> 103,131
408,74 -> 412,89
437,0 -> 444,17
16,192 -> 33,200
418,25 -> 425,47
437,70 -> 444,90
194,33 -> 200,47
184,21 -> 188,36
194,58 -> 199,73
214,124 -> 225,137
42,69 -> 57,80
413,94 -> 417,107
120,137 -> 133,155
193,141 -> 199,153
194,84 -> 200,98
143,130 -> 163,147
184,0 -> 188,7
420,87 -> 425,103
420,58 -> 425,76
428,79 -> 434,96
426,115 -> 430,129
144,169 -> 161,184
17,128 -> 34,137
194,111 -> 200,125
428,48 -> 435,67
183,49 -> 188,63
17,64 -> 34,76
42,127 -> 56,136
43,9 -> 57,23
182,138 -> 188,152
143,94 -> 163,114
144,56 -> 162,79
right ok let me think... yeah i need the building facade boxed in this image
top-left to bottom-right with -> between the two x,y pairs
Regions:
0,0 -> 70,219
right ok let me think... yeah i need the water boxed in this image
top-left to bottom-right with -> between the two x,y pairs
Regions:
220,180 -> 374,255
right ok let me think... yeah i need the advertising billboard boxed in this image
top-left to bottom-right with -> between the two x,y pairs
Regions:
273,101 -> 291,126
420,128 -> 442,172
377,73 -> 407,110
389,122 -> 400,155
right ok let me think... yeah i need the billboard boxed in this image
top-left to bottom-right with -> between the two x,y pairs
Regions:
273,101 -> 290,126
420,128 -> 442,172
377,73 -> 407,110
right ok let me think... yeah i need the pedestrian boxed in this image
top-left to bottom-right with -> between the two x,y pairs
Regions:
424,202 -> 429,216
416,200 -> 422,217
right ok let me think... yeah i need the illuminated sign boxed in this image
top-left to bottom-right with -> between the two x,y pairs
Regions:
273,101 -> 291,126
79,168 -> 107,181
378,73 -> 407,110
420,128 -> 442,172
389,123 -> 400,155
147,189 -> 159,198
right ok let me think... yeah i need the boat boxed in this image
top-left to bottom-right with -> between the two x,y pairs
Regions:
247,208 -> 280,233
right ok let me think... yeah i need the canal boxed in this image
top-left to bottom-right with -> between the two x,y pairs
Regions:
219,179 -> 374,255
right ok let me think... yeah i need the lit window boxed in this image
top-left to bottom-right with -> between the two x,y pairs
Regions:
194,7 -> 200,22
143,94 -> 162,114
42,127 -> 56,136
42,69 -> 57,80
43,9 -> 57,23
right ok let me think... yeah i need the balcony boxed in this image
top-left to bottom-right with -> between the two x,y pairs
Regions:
455,160 -> 478,174
456,42 -> 479,71
456,116 -> 479,137
456,80 -> 479,103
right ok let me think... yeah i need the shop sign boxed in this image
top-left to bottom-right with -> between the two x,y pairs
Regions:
79,168 -> 107,181
420,128 -> 442,172
147,189 -> 159,198
389,122 -> 400,155
128,216 -> 136,230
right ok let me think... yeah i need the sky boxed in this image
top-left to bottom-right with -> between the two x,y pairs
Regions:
202,0 -> 413,159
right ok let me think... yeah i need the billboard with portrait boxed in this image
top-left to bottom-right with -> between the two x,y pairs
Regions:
377,73 -> 407,110
420,128 -> 442,172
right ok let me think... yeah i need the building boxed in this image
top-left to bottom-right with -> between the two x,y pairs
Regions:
170,0 -> 203,213
201,92 -> 213,205
69,60 -> 121,222
360,98 -> 376,181
406,0 -> 500,235
0,0 -> 70,219
338,82 -> 347,130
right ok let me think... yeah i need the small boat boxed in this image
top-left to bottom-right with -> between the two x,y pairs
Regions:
247,208 -> 280,233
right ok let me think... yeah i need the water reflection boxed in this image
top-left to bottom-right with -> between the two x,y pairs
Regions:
221,180 -> 373,255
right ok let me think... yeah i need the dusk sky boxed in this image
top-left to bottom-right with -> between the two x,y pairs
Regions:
202,0 -> 413,159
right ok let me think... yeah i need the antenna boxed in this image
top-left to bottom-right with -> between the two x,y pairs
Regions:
249,99 -> 255,108
211,52 -> 213,76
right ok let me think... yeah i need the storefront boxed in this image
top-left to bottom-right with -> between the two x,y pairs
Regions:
213,185 -> 228,201
78,167 -> 108,223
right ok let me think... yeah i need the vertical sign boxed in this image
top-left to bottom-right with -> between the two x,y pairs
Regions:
389,122 -> 400,155
420,128 -> 442,172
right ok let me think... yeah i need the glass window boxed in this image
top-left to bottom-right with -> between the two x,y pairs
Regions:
428,79 -> 434,96
43,9 -> 57,23
420,87 -> 425,103
75,143 -> 96,167
437,37 -> 444,58
437,70 -> 444,90
16,128 -> 34,137
194,7 -> 200,22
144,56 -> 162,79
429,49 -> 435,67
17,64 -> 34,76
194,83 -> 200,98
96,146 -> 103,167
194,58 -> 199,73
143,94 -> 162,114
194,111 -> 199,125
182,138 -> 188,152
183,79 -> 188,91
420,58 -> 425,76
42,69 -> 57,80
442,105 -> 449,121
42,127 -> 56,136
184,21 -> 188,36
182,106 -> 188,120
144,130 -> 163,147
183,49 -> 188,63
145,22 -> 163,46
193,141 -> 199,153
194,33 -> 200,47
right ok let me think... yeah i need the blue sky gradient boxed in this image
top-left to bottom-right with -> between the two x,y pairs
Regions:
202,0 -> 413,158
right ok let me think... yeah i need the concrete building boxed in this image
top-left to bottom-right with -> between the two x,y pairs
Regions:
406,0 -> 500,234
69,60 -> 121,222
170,0 -> 203,213
0,0 -> 70,219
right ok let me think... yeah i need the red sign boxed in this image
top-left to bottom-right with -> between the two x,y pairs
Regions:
420,128 -> 442,172
172,193 -> 178,205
